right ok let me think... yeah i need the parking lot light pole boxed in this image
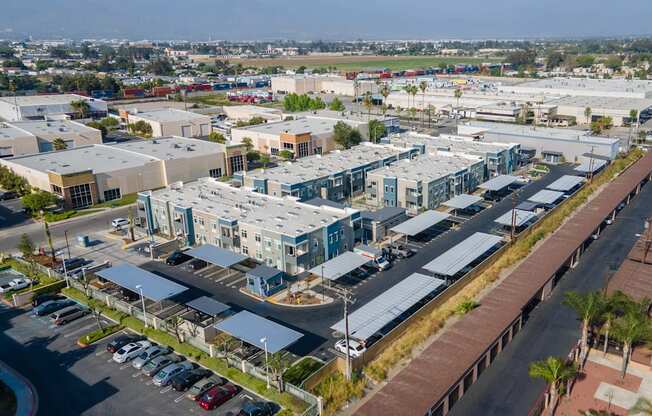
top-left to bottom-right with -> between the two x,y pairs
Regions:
57,250 -> 69,288
136,284 -> 148,328
260,337 -> 270,389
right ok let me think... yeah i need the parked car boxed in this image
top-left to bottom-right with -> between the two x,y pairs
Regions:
141,354 -> 181,377
112,341 -> 152,363
334,339 -> 366,358
0,278 -> 33,293
171,368 -> 212,392
166,250 -> 192,266
111,218 -> 129,228
106,334 -> 145,354
50,305 -> 89,326
32,299 -> 75,316
131,345 -> 170,370
391,245 -> 415,259
32,293 -> 64,308
0,282 -> 13,293
232,400 -> 276,416
186,376 -> 227,400
188,259 -> 207,271
153,361 -> 194,387
0,191 -> 18,200
198,383 -> 240,410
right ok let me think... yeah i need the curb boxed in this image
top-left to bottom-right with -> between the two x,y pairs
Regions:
0,360 -> 39,416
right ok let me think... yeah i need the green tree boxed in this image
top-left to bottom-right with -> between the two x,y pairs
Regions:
268,352 -> 289,392
454,88 -> 463,107
0,165 -> 30,195
278,150 -> 294,160
17,233 -> 35,258
529,356 -> 577,415
70,99 -> 90,119
128,120 -> 153,137
329,97 -> 345,112
260,153 -> 271,168
52,138 -> 67,151
380,84 -> 390,108
100,117 -> 119,130
144,59 -> 174,76
419,80 -> 428,125
43,221 -> 55,263
207,131 -> 226,144
213,332 -> 237,368
247,150 -> 261,162
604,55 -> 623,71
611,306 -> 652,378
591,120 -> 603,135
630,398 -> 652,416
363,91 -> 373,120
333,121 -> 362,149
368,119 -> 386,143
241,137 -> 254,152
576,55 -> 596,68
22,191 -> 58,215
546,52 -> 565,69
584,107 -> 592,124
563,291 -> 606,357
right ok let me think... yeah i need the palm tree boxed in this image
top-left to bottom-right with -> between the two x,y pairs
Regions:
563,291 -> 606,359
584,107 -> 592,125
529,356 -> 577,415
599,292 -> 628,355
403,85 -> 412,115
52,137 -> 67,151
611,308 -> 651,378
363,91 -> 373,121
353,80 -> 360,114
268,352 -> 289,392
454,88 -> 463,107
630,398 -> 652,415
419,80 -> 428,125
380,84 -> 390,109
409,85 -> 418,126
70,99 -> 90,119
427,104 -> 436,128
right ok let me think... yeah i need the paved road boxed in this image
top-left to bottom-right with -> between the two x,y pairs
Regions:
0,198 -> 33,230
0,205 -> 133,254
449,173 -> 652,416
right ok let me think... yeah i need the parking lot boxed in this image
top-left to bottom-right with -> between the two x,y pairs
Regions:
0,302 -> 271,416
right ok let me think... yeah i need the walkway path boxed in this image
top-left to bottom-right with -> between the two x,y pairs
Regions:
0,359 -> 38,416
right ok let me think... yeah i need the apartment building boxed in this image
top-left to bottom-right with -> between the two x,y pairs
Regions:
233,143 -> 418,202
1,137 -> 246,209
365,154 -> 486,213
384,131 -> 520,177
127,108 -> 212,138
0,94 -> 108,121
138,177 -> 361,274
0,119 -> 103,157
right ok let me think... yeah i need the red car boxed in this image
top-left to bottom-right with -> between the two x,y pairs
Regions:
198,383 -> 239,410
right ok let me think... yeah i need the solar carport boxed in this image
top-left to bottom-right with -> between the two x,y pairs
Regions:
479,175 -> 519,191
96,263 -> 188,302
443,194 -> 483,211
422,232 -> 503,281
215,310 -> 303,353
186,296 -> 230,317
331,273 -> 446,342
575,159 -> 608,175
546,175 -> 585,192
308,251 -> 370,281
186,244 -> 248,268
495,209 -> 538,227
527,189 -> 565,206
390,210 -> 450,242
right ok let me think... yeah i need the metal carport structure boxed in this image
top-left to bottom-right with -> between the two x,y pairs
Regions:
186,296 -> 230,317
214,310 -> 303,353
442,194 -> 483,210
575,159 -> 608,174
527,189 -> 565,206
185,244 -> 248,268
422,232 -> 503,279
494,209 -> 538,227
331,273 -> 446,342
546,175 -> 585,192
478,175 -> 519,191
96,263 -> 188,302
308,251 -> 370,281
390,210 -> 450,237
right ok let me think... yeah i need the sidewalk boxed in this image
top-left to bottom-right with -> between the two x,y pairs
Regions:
0,360 -> 38,416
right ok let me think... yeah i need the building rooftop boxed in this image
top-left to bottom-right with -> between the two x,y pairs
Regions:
295,109 -> 398,124
9,120 -> 100,137
0,123 -> 29,141
361,206 -> 406,222
468,121 -> 620,146
390,131 -> 516,156
148,177 -> 357,236
241,143 -> 410,186
547,95 -> 652,111
0,93 -> 99,106
515,78 -> 652,94
367,153 -> 481,183
129,108 -> 209,123
3,136 -> 224,175
232,117 -> 344,136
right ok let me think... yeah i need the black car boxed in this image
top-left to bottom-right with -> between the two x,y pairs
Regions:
166,251 -> 192,266
171,368 -> 212,391
233,401 -> 276,416
0,191 -> 18,201
188,259 -> 207,271
106,334 -> 145,354
31,293 -> 64,307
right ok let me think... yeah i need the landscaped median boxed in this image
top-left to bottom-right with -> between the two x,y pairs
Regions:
62,287 -> 306,416
314,149 -> 646,415
78,324 -> 123,347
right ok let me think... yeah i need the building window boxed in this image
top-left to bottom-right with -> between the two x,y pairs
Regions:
256,250 -> 263,260
51,184 -> 62,196
229,155 -> 245,173
242,246 -> 249,255
209,168 -> 222,178
255,233 -> 261,243
69,183 -> 93,209
264,238 -> 272,251
270,148 -> 279,155
282,142 -> 294,150
241,229 -> 247,238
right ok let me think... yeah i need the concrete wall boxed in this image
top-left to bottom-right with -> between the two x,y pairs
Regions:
128,113 -> 211,138
0,158 -> 51,191
162,153 -> 227,184
94,160 -> 166,198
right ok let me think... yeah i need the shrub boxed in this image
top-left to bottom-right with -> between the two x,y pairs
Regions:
283,357 -> 323,386
79,324 -> 122,345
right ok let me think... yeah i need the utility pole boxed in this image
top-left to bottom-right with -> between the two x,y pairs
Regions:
587,145 -> 596,183
64,230 -> 71,259
340,288 -> 355,381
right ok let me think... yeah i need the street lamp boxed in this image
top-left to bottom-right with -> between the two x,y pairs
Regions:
136,284 -> 148,328
260,337 -> 270,389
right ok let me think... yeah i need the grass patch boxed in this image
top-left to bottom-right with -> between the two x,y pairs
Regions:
44,209 -> 104,223
79,324 -> 122,345
283,357 -> 324,386
1,258 -> 61,300
313,372 -> 366,416
0,380 -> 17,416
61,287 -> 309,414
92,193 -> 137,209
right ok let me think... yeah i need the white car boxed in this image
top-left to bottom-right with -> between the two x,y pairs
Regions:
334,339 -> 366,358
111,218 -> 129,228
112,340 -> 152,363
0,278 -> 32,293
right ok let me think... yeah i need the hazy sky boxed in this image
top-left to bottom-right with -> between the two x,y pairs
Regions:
2,0 -> 652,41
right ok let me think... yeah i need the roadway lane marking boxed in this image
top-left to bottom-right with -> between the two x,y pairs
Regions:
174,393 -> 186,403
160,386 -> 172,394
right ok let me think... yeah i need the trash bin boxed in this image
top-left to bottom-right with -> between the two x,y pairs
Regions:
77,235 -> 90,247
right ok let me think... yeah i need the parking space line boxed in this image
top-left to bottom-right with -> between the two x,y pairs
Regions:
63,321 -> 98,338
215,272 -> 238,283
160,386 -> 172,394
228,275 -> 247,286
174,393 -> 186,403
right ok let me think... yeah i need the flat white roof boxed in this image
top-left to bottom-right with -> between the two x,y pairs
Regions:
546,175 -> 585,192
367,153 -> 482,183
233,117 -> 343,136
130,108 -> 209,123
527,189 -> 565,205
390,211 -> 450,236
422,232 -> 503,276
516,78 -> 652,94
9,120 -> 100,137
0,93 -> 100,106
331,273 -> 446,341
494,209 -> 538,227
549,95 -> 652,111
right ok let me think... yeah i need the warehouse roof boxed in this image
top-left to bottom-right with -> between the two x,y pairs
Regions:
549,95 -> 652,111
8,120 -> 100,137
546,175 -> 585,192
130,108 -> 209,122
331,273 -> 446,341
0,93 -> 102,106
215,311 -> 302,354
471,121 -> 620,146
233,117 -> 342,136
422,232 -> 503,276
515,78 -> 652,95
96,263 -> 188,302
390,210 -> 450,236
494,209 -> 538,227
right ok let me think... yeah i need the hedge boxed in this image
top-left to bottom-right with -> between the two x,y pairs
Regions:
79,324 -> 123,345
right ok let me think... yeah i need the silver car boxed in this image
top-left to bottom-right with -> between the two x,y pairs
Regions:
141,354 -> 180,377
131,345 -> 169,370
152,361 -> 194,387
